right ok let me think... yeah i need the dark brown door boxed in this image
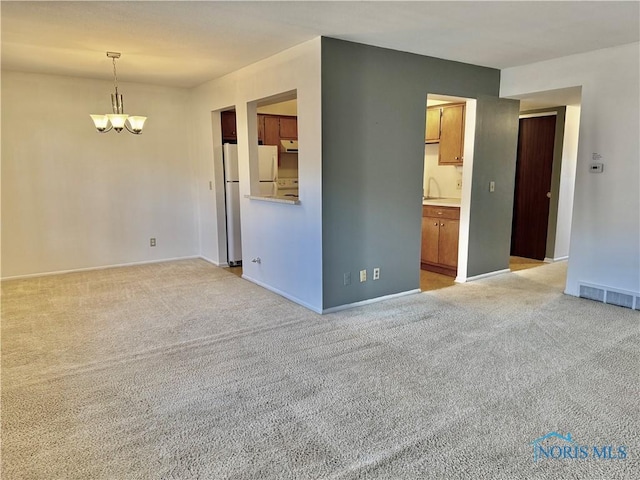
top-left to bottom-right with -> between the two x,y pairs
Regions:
511,115 -> 556,260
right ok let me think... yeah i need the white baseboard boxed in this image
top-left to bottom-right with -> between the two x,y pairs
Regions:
464,268 -> 511,282
241,274 -> 323,314
551,256 -> 568,262
199,256 -> 227,267
322,289 -> 421,314
1,256 -> 200,281
243,275 -> 421,315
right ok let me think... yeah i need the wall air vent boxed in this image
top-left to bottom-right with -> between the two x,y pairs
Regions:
579,285 -> 605,303
606,291 -> 634,309
579,283 -> 639,310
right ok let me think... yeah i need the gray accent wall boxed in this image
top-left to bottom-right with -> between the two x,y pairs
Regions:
321,38 -> 517,309
466,96 -> 521,277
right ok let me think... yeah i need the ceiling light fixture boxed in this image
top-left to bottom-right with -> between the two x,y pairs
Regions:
90,52 -> 146,134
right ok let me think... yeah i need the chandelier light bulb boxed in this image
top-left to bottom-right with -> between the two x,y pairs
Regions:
106,114 -> 129,132
90,115 -> 110,132
127,116 -> 147,134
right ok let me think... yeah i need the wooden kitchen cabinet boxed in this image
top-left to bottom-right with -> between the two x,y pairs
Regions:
425,106 -> 441,143
257,115 -> 265,144
263,115 -> 281,146
259,114 -> 298,150
221,110 -> 237,143
439,103 -> 465,166
421,217 -> 440,264
279,116 -> 298,139
222,111 -> 272,145
235,113 -> 298,148
421,205 -> 460,276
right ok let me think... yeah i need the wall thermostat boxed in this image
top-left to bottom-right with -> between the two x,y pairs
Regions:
590,163 -> 604,173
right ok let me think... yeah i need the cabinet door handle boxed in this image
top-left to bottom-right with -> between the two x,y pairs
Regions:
440,223 -> 445,227
433,222 -> 438,226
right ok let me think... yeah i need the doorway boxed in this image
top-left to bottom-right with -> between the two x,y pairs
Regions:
511,114 -> 557,261
218,94 -> 299,274
420,94 -> 471,291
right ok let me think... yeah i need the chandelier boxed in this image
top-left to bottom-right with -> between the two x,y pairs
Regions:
90,52 -> 147,134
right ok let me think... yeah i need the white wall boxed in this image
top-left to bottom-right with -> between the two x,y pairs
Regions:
190,38 -> 323,311
423,145 -> 462,199
257,99 -> 298,116
1,72 -> 197,278
501,42 -> 640,296
553,105 -> 580,260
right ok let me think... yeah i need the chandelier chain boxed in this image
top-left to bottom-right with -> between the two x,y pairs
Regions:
112,57 -> 119,93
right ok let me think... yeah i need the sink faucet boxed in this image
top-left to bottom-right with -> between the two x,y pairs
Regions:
426,177 -> 441,199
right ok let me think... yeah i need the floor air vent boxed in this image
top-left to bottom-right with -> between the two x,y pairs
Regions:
579,284 -> 639,310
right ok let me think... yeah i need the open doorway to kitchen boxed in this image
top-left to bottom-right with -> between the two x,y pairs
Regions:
219,108 -> 244,268
420,94 -> 471,291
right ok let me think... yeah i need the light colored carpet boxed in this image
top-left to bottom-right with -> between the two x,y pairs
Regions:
2,259 -> 638,479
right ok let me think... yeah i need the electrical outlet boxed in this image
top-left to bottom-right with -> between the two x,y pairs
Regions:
373,267 -> 380,280
456,179 -> 462,190
360,269 -> 367,282
344,272 -> 351,286
150,238 -> 156,247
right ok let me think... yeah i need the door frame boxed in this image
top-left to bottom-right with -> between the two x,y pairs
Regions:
514,108 -> 567,262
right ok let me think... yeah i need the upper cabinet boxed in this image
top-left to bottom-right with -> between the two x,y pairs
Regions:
279,116 -> 298,139
257,115 -> 265,144
259,114 -> 298,150
222,112 -> 298,148
425,107 -> 441,143
263,115 -> 281,146
439,103 -> 465,166
221,110 -> 237,143
425,103 -> 465,166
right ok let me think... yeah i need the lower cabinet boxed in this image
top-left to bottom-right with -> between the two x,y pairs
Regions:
421,205 -> 460,277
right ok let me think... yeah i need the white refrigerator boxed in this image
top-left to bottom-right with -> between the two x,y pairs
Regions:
223,144 -> 278,266
257,146 -> 278,196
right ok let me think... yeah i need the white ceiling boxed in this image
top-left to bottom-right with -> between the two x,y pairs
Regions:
2,1 -> 639,89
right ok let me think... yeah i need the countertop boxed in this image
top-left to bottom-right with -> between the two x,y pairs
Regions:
422,197 -> 461,208
246,194 -> 300,205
